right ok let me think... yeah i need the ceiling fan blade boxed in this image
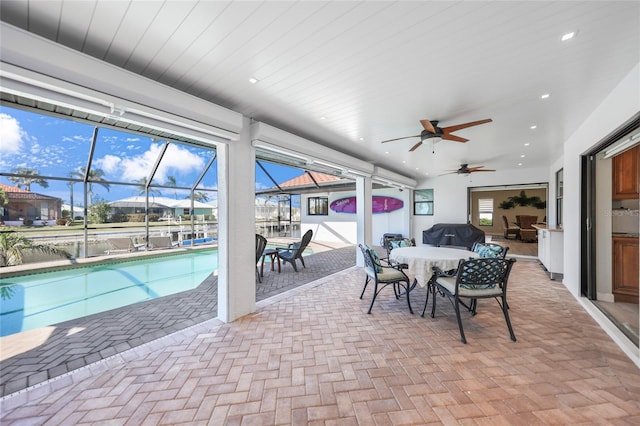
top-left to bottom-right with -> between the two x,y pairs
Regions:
438,170 -> 459,176
409,141 -> 423,151
471,169 -> 496,172
442,134 -> 468,143
380,134 -> 420,143
441,118 -> 492,133
419,119 -> 436,133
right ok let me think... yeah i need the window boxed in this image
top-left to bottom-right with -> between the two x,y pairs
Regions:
414,189 -> 433,215
308,197 -> 328,215
478,198 -> 493,226
556,168 -> 563,226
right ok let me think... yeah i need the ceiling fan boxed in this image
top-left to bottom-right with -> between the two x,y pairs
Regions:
440,164 -> 496,176
381,118 -> 492,152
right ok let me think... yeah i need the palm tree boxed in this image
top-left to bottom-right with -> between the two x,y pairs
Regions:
0,188 -> 7,223
167,175 -> 178,199
0,187 -> 7,208
192,191 -> 210,203
0,230 -> 71,267
7,168 -> 49,191
67,174 -> 76,220
135,177 -> 161,198
71,167 -> 110,205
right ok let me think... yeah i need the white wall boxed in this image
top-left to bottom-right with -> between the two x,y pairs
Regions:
302,188 -> 411,245
413,167 -> 548,244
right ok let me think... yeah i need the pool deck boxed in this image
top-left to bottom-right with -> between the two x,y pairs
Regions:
0,239 -> 356,398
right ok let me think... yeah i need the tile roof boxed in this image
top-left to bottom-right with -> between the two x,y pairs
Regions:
0,183 -> 60,201
278,171 -> 344,188
0,183 -> 29,193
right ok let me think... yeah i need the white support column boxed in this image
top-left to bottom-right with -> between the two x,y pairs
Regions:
356,175 -> 373,266
217,116 -> 256,322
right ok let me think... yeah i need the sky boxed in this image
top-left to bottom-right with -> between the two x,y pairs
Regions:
0,105 -> 304,207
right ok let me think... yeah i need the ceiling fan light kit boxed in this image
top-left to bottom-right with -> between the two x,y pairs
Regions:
440,164 -> 497,176
381,118 -> 493,152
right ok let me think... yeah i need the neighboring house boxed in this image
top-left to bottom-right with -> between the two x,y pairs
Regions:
60,203 -> 85,219
109,196 -> 216,220
0,183 -> 62,224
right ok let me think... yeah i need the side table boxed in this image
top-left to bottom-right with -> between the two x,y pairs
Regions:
260,248 -> 281,277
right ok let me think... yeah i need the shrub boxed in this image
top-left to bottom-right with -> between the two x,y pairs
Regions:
22,219 -> 33,226
128,214 -> 146,223
111,214 -> 128,223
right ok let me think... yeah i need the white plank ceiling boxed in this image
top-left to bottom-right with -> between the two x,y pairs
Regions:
1,1 -> 639,179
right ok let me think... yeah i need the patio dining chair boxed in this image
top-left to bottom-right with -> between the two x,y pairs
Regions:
255,234 -> 268,282
383,237 -> 416,269
471,242 -> 509,258
428,257 -> 517,344
276,229 -> 313,272
358,243 -> 413,314
469,242 -> 510,313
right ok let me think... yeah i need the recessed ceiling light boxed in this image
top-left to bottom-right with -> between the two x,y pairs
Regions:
524,142 -> 530,146
530,125 -> 537,130
540,93 -> 551,99
402,160 -> 406,164
561,31 -> 575,41
385,151 -> 389,154
320,116 -> 327,120
415,167 -> 419,170
425,172 -> 429,176
359,137 -> 364,141
520,154 -> 526,158
249,77 -> 258,84
518,163 -> 523,166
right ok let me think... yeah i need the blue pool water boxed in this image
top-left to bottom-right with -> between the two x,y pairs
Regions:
181,237 -> 216,246
0,249 -> 218,337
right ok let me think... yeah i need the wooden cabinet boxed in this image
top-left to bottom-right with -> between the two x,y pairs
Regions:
612,236 -> 639,303
612,145 -> 639,199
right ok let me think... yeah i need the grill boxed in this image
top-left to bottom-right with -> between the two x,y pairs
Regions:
422,223 -> 485,250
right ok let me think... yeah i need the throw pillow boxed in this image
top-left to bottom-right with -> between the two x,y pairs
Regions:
365,244 -> 383,273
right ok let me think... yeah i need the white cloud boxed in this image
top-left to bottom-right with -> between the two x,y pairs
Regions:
154,144 -> 205,182
0,113 -> 26,154
95,154 -> 122,175
93,143 -> 206,183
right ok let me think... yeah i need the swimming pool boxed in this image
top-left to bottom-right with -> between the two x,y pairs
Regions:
0,249 -> 218,337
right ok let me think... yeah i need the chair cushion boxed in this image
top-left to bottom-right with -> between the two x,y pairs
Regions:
473,243 -> 502,258
390,238 -> 413,249
376,267 -> 408,282
436,276 -> 501,296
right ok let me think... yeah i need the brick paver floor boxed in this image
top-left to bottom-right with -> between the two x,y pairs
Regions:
2,251 -> 639,424
0,244 -> 356,398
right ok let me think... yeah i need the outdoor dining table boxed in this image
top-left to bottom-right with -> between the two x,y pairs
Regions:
389,246 -> 479,287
